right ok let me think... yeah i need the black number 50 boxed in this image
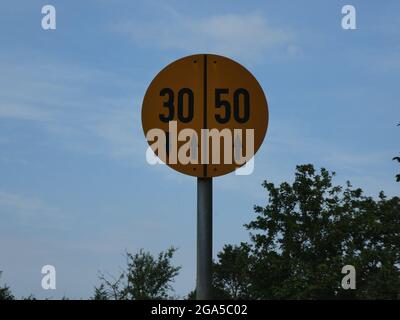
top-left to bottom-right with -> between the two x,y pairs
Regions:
215,88 -> 250,124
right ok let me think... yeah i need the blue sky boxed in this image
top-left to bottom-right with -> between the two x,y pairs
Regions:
0,0 -> 399,299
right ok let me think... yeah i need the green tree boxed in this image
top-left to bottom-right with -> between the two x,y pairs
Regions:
247,164 -> 400,299
213,243 -> 252,299
186,287 -> 232,300
214,164 -> 400,299
91,283 -> 109,300
0,271 -> 14,300
186,244 -> 252,300
94,247 -> 181,300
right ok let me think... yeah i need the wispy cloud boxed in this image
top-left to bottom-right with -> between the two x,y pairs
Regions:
0,191 -> 47,212
111,12 -> 297,63
0,103 -> 53,122
87,103 -> 147,162
0,191 -> 69,229
0,60 -> 145,166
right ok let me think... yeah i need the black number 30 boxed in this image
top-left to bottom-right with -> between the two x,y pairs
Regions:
159,88 -> 194,123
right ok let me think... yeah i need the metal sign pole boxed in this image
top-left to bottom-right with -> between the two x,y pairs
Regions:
196,177 -> 213,300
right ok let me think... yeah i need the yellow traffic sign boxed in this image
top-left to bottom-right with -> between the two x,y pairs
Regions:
142,54 -> 268,177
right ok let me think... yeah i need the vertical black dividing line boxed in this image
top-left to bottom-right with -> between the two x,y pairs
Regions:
203,54 -> 208,177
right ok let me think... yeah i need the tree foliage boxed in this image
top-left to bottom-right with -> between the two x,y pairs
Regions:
213,243 -> 253,299
93,247 -> 181,300
91,284 -> 108,300
0,271 -> 14,300
213,164 -> 400,299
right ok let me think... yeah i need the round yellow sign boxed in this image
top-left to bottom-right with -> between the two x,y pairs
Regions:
141,54 -> 268,178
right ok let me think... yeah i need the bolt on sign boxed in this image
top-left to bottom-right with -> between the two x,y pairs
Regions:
142,54 -> 269,178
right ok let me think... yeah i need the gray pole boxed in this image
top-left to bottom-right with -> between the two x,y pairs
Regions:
196,177 -> 213,300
